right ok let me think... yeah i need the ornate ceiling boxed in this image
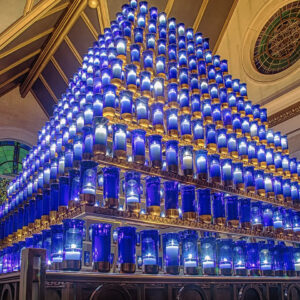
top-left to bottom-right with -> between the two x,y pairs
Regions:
0,0 -> 238,116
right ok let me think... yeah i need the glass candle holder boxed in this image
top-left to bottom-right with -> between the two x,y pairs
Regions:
143,50 -> 154,73
251,201 -> 263,232
112,123 -> 127,159
233,241 -> 247,276
62,219 -> 85,271
140,71 -> 151,97
136,97 -> 149,127
163,233 -> 180,275
233,162 -> 244,190
119,90 -> 133,121
80,160 -> 97,206
93,116 -> 108,156
130,43 -> 141,66
125,171 -> 141,212
151,103 -> 164,133
283,209 -> 293,236
125,64 -> 137,92
110,58 -> 123,86
166,108 -> 178,137
226,195 -> 239,227
221,159 -> 233,187
117,226 -> 136,273
274,176 -> 284,201
227,133 -> 238,158
115,37 -> 127,60
264,173 -> 274,198
181,185 -> 196,220
291,181 -> 299,204
180,145 -> 193,176
164,181 -> 179,218
50,224 -> 63,268
91,223 -> 111,272
131,129 -> 146,164
197,188 -> 211,223
202,99 -> 212,124
284,246 -> 296,276
103,84 -> 117,119
259,242 -> 274,276
181,230 -> 198,275
213,193 -> 225,225
145,176 -> 161,216
152,77 -> 165,103
191,93 -> 201,118
200,236 -> 216,275
267,129 -> 275,148
192,119 -> 204,148
262,204 -> 274,233
42,229 -> 51,266
180,114 -> 192,142
244,166 -> 255,192
217,239 -> 233,276
157,38 -> 166,56
294,248 -> 300,275
294,212 -> 300,236
254,170 -> 265,196
103,167 -> 119,208
168,62 -> 178,84
283,179 -> 292,203
165,140 -> 179,173
155,55 -> 166,77
208,154 -> 221,184
273,243 -> 285,276
42,189 -> 50,227
246,243 -> 260,276
205,124 -> 217,151
148,135 -> 162,168
216,128 -> 227,154
179,88 -> 190,113
273,207 -> 283,234
141,230 -> 159,274
281,135 -> 289,155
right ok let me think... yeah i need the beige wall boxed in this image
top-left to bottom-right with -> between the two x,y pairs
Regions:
0,87 -> 48,146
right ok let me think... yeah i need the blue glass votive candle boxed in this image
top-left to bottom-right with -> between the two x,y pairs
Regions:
262,203 -> 274,232
192,118 -> 204,147
42,229 -> 51,266
281,135 -> 289,155
181,230 -> 198,275
217,239 -> 233,276
140,71 -> 151,97
69,169 -> 80,207
143,50 -> 154,73
284,246 -> 296,276
291,181 -> 299,204
209,154 -> 221,184
157,38 -> 166,56
155,55 -> 166,77
166,83 -> 178,108
164,181 -> 179,218
152,77 -> 165,103
195,150 -> 208,181
91,223 -> 111,272
180,114 -> 192,142
226,195 -> 239,227
233,162 -> 244,190
179,88 -> 190,113
264,173 -> 274,198
293,212 -> 300,236
259,242 -> 274,276
221,159 -> 233,187
80,160 -> 97,205
151,103 -> 164,134
232,114 -> 242,137
200,236 -> 216,275
283,209 -> 294,236
125,171 -> 141,212
246,242 -> 260,276
50,224 -> 63,268
180,146 -> 193,176
165,140 -> 179,173
166,108 -> 178,137
283,179 -> 292,203
233,241 -> 247,276
145,176 -> 161,216
41,189 -> 50,228
93,116 -> 108,156
115,37 -> 127,61
118,226 -> 136,273
239,198 -> 251,229
125,64 -> 137,93
103,167 -> 119,208
141,230 -> 159,274
82,126 -> 94,161
273,243 -> 285,276
181,185 -> 196,220
146,33 -> 156,50
102,84 -> 117,119
202,99 -> 212,124
248,141 -> 258,165
130,43 -> 141,66
244,166 -> 255,192
238,137 -> 248,163
110,58 -> 123,86
217,128 -> 228,154
62,219 -> 85,271
197,188 -> 211,223
251,201 -> 263,232
205,124 -> 217,151
148,135 -> 162,168
132,129 -> 146,164
254,170 -> 265,196
136,96 -> 149,128
227,133 -> 238,159
113,123 -> 127,159
168,62 -> 178,84
274,176 -> 284,201
119,90 -> 133,121
213,193 -> 225,225
163,232 -> 180,275
273,207 -> 284,234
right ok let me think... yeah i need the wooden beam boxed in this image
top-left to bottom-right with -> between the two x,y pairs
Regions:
20,0 -> 87,97
0,83 -> 19,98
213,0 -> 239,53
81,12 -> 98,39
0,49 -> 40,76
39,74 -> 58,103
193,0 -> 209,32
23,0 -> 35,15
0,68 -> 30,90
96,5 -> 104,33
165,0 -> 175,17
0,0 -> 60,51
64,35 -> 83,64
0,28 -> 54,60
98,0 -> 110,29
41,1 -> 70,19
50,56 -> 69,84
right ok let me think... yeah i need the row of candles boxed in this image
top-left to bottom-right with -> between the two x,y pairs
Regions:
1,219 -> 300,277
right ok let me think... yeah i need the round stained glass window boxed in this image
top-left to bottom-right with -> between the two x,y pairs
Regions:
254,1 -> 300,74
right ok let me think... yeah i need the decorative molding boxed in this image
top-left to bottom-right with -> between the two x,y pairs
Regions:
39,74 -> 58,103
20,0 -> 87,97
81,12 -> 99,39
98,0 -> 110,29
64,35 -> 83,64
0,0 -> 60,51
0,49 -> 40,76
268,101 -> 300,128
0,28 -> 54,60
50,56 -> 69,84
213,0 -> 239,54
193,0 -> 209,31
0,68 -> 30,90
165,0 -> 175,17
23,0 -> 35,16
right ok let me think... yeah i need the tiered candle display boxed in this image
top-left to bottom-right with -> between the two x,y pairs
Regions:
1,0 -> 300,276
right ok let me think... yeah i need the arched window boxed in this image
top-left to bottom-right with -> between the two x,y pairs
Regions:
0,140 -> 31,177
